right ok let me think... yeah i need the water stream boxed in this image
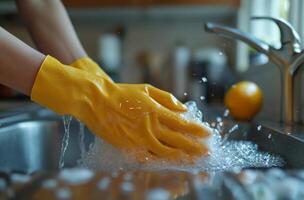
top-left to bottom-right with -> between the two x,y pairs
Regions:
58,115 -> 72,169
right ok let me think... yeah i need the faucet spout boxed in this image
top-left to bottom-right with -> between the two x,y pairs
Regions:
251,16 -> 301,52
205,22 -> 270,56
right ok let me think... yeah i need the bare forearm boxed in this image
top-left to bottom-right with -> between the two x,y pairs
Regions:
15,0 -> 87,64
0,27 -> 45,95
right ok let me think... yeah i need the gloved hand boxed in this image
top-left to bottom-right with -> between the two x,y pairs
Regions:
70,57 -> 113,82
32,56 -> 211,162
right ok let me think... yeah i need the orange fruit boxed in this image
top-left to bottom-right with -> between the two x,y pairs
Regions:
224,81 -> 263,120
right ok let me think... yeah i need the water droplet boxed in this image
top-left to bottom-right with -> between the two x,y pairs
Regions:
268,134 -> 272,139
121,181 -> 134,192
183,92 -> 187,96
257,125 -> 262,131
146,189 -> 170,200
211,122 -> 216,127
98,177 -> 111,190
216,117 -> 222,122
56,188 -> 71,199
223,109 -> 230,117
201,77 -> 208,83
228,124 -> 239,133
199,96 -> 205,101
42,179 -> 58,189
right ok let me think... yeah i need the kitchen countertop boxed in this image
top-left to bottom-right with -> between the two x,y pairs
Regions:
2,168 -> 304,200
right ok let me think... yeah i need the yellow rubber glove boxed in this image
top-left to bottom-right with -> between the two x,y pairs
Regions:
70,57 -> 113,82
32,56 -> 211,162
70,57 -> 213,162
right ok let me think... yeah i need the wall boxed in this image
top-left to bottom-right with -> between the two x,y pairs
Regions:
1,6 -> 237,82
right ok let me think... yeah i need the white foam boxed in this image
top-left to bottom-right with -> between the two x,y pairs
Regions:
76,101 -> 284,172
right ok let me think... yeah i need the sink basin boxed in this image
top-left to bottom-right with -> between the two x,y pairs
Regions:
0,115 -> 94,173
0,108 -> 303,173
224,122 -> 304,169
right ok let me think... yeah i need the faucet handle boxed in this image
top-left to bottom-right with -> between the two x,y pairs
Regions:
251,16 -> 301,51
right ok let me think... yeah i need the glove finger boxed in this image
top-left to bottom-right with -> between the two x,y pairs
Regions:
148,86 -> 187,112
158,109 -> 212,138
152,115 -> 207,156
155,125 -> 209,156
142,113 -> 186,160
116,124 -> 140,148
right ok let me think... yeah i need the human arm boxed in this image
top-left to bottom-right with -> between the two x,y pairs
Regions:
15,0 -> 86,64
15,0 -> 108,76
0,26 -> 45,95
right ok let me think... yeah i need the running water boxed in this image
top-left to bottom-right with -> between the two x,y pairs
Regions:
78,121 -> 87,163
77,101 -> 284,172
59,115 -> 72,169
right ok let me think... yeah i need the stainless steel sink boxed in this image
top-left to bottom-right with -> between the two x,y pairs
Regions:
0,107 -> 304,173
224,122 -> 304,169
0,110 -> 94,173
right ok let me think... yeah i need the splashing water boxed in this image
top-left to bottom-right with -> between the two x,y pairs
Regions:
59,115 -> 72,169
77,101 -> 284,172
201,77 -> 208,83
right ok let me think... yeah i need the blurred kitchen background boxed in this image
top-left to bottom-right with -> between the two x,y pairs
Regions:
0,0 -> 302,122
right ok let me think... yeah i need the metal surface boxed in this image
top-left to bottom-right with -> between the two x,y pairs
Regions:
205,16 -> 304,124
224,120 -> 304,169
0,116 -> 94,173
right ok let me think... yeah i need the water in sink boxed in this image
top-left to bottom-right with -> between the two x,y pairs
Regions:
58,101 -> 284,172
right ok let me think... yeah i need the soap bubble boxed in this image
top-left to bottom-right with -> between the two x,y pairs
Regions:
77,101 -> 284,172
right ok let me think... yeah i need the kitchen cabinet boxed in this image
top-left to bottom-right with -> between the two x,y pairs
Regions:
62,0 -> 240,7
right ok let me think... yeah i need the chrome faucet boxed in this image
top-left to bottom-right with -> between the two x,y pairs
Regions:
205,16 -> 304,124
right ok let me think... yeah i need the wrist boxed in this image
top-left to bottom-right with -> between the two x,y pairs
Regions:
31,55 -> 88,115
